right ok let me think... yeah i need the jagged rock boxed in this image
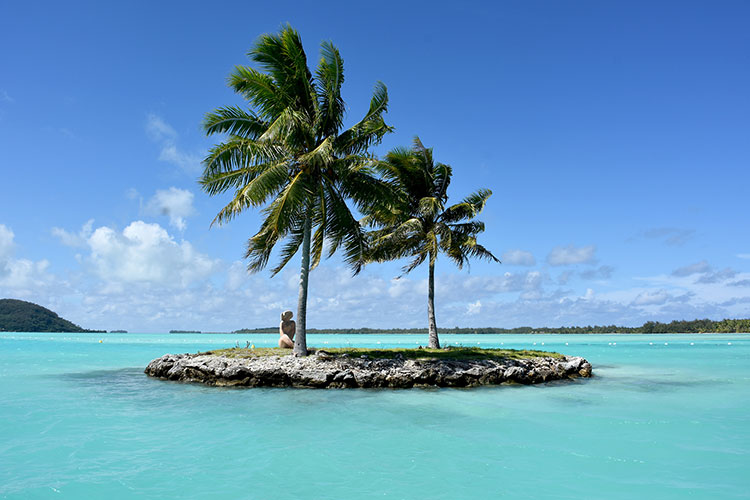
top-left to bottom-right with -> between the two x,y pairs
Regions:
145,350 -> 593,389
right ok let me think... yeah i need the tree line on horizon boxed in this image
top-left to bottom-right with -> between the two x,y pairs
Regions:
232,318 -> 750,335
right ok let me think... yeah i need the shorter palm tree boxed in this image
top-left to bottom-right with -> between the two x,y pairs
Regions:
364,137 -> 499,348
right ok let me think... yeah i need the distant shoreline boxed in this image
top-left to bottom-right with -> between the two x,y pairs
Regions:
161,331 -> 749,335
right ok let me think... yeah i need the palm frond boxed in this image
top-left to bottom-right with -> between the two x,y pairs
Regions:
432,162 -> 452,200
299,135 -> 335,170
335,81 -> 391,155
462,239 -> 500,263
250,25 -> 313,110
315,40 -> 345,137
269,225 -> 304,276
441,188 -> 492,223
309,184 -> 327,270
259,106 -> 312,146
228,66 -> 286,119
417,196 -> 442,219
202,139 -> 287,175
261,170 -> 310,235
211,163 -> 298,227
447,221 -> 486,236
322,183 -> 367,274
400,250 -> 428,276
203,106 -> 269,139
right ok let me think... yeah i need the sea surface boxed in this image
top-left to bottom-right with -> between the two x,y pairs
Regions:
1,333 -> 748,499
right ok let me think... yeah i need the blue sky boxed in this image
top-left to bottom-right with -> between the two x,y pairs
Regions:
1,1 -> 748,332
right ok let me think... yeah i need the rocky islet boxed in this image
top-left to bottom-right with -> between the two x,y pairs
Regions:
145,349 -> 592,388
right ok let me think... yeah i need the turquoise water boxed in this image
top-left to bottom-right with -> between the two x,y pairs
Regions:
1,333 -> 748,499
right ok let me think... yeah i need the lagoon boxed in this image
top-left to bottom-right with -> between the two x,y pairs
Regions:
1,333 -> 748,499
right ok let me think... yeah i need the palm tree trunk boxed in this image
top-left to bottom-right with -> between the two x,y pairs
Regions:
294,212 -> 312,356
427,257 -> 440,349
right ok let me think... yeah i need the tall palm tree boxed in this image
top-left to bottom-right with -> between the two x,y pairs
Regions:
200,25 -> 392,356
364,138 -> 499,349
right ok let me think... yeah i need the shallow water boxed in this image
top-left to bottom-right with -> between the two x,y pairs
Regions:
1,333 -> 748,499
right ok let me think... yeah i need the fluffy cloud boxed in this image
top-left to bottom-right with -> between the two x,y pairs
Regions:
146,114 -> 202,174
547,244 -> 596,266
501,249 -> 536,266
632,289 -> 673,306
0,224 -> 54,293
52,219 -> 94,247
0,224 -> 14,261
466,300 -> 482,315
144,187 -> 195,230
87,221 -> 217,286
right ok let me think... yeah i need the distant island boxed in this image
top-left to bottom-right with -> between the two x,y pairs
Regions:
233,318 -> 750,334
0,298 -> 104,333
170,330 -> 202,334
109,330 -> 128,333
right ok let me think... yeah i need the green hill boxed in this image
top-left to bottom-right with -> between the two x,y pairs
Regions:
0,298 -> 101,332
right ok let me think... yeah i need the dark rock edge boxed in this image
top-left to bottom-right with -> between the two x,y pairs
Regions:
145,350 -> 592,389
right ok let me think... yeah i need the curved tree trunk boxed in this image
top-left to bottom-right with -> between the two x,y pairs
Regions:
294,213 -> 312,356
427,258 -> 440,349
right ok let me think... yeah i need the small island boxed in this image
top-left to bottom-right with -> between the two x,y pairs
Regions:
0,298 -> 103,333
145,347 -> 592,389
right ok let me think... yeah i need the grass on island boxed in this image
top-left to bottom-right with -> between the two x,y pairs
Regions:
198,346 -> 564,361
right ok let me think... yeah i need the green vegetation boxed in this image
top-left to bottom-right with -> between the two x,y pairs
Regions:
201,346 -> 563,361
0,298 -> 103,332
200,25 -> 392,356
361,138 -> 498,348
233,318 -> 750,334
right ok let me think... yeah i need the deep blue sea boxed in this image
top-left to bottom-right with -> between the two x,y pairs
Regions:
1,332 -> 748,499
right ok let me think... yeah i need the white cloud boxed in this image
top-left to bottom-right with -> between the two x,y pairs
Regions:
144,187 -> 195,230
0,224 -> 14,262
146,114 -> 202,174
737,254 -> 750,260
0,259 -> 52,290
226,261 -> 249,291
632,289 -> 671,306
0,90 -> 13,103
501,249 -> 535,266
146,114 -> 177,142
52,219 -> 94,247
87,221 -> 218,287
547,244 -> 596,266
466,300 -> 481,315
0,224 -> 54,292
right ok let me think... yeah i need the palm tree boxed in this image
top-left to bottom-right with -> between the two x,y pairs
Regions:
200,25 -> 392,356
364,138 -> 499,349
